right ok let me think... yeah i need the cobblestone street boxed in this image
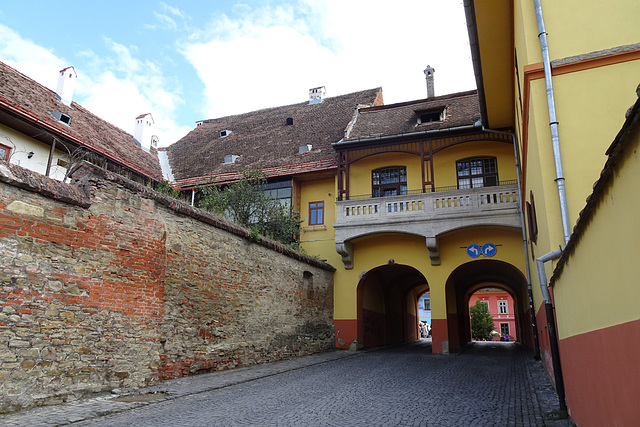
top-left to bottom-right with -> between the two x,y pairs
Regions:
1,341 -> 573,426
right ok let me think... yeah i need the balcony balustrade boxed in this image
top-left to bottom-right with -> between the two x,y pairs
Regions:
334,184 -> 521,268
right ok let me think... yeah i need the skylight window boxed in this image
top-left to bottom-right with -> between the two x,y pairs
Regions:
416,107 -> 445,124
51,112 -> 71,125
220,130 -> 231,138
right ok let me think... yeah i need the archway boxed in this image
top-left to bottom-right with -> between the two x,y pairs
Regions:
444,259 -> 532,352
357,263 -> 428,348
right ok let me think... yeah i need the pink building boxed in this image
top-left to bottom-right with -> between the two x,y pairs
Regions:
469,289 -> 517,341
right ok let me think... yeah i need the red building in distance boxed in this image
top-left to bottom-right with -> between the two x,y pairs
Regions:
469,289 -> 516,341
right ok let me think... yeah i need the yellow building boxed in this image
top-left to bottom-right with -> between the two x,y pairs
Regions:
327,90 -> 528,353
465,0 -> 640,423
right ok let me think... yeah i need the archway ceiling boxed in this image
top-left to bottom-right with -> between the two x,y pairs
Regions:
370,264 -> 427,293
451,260 -> 525,296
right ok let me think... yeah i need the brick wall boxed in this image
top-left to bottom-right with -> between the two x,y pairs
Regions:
0,162 -> 334,411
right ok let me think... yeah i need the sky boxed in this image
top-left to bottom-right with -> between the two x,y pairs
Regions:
0,1 -> 476,147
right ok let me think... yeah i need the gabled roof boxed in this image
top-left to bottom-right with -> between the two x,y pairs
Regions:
338,90 -> 481,143
0,61 -> 162,180
164,88 -> 383,188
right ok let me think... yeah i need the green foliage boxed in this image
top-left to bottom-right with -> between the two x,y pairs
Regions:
154,180 -> 182,198
470,300 -> 495,340
197,169 -> 301,248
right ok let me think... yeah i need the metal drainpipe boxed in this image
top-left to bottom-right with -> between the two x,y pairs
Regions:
534,0 -> 569,413
534,0 -> 571,245
536,248 -> 567,411
483,127 -> 541,359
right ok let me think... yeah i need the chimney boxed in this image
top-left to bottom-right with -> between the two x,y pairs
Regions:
134,113 -> 156,151
55,66 -> 77,106
309,86 -> 326,105
424,66 -> 435,98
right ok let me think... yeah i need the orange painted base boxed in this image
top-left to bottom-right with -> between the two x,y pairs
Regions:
334,319 -> 357,349
559,318 -> 640,427
431,318 -> 448,354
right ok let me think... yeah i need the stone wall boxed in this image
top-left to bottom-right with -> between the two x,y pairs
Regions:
0,162 -> 334,411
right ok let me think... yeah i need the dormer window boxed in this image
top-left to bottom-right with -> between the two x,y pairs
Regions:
416,107 -> 445,124
220,130 -> 231,138
51,112 -> 71,126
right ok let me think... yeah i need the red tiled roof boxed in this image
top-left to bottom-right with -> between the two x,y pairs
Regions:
0,61 -> 162,180
165,88 -> 383,188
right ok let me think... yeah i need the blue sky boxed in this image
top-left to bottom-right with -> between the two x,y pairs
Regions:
0,1 -> 476,147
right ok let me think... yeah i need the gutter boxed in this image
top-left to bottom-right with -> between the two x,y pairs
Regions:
534,0 -> 571,245
333,121 -> 483,149
533,0 -> 569,413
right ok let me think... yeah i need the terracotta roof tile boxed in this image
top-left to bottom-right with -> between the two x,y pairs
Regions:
342,90 -> 480,141
165,88 -> 383,188
0,61 -> 162,180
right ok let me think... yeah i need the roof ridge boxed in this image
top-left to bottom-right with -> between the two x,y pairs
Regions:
200,87 -> 382,123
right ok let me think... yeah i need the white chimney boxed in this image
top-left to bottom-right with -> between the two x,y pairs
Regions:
134,113 -> 155,151
424,65 -> 435,98
309,86 -> 326,105
56,66 -> 77,106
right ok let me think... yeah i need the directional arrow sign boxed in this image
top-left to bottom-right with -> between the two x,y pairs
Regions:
481,243 -> 497,257
466,244 -> 481,258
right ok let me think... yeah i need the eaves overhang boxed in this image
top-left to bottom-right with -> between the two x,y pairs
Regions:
463,0 -> 515,129
332,121 -> 483,150
0,96 -> 158,181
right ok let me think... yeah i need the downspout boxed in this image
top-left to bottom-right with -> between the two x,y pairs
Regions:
534,0 -> 571,245
536,248 -> 567,412
483,127 -> 541,359
534,0 -> 568,413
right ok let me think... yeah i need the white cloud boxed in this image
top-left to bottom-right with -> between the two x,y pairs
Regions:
181,0 -> 475,119
75,41 -> 191,147
0,24 -> 68,90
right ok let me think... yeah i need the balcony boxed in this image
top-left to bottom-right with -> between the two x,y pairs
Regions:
334,184 -> 521,268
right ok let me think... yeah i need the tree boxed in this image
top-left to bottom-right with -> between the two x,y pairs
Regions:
197,169 -> 301,248
470,300 -> 495,340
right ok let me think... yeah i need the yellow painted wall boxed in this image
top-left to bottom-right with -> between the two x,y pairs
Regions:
515,1 -> 640,65
434,141 -> 517,188
332,227 -> 525,323
552,127 -> 640,339
348,152 -> 422,197
299,177 -> 341,265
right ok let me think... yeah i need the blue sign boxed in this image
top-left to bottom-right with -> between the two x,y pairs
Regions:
482,243 -> 497,257
466,244 -> 481,258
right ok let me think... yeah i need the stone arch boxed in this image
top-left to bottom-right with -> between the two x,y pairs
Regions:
443,259 -> 532,352
356,263 -> 428,348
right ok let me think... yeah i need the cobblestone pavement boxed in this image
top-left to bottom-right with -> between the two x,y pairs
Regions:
0,340 -> 574,426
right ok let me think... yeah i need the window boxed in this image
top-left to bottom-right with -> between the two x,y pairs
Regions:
261,180 -> 292,208
500,323 -> 510,336
416,107 -> 445,124
526,191 -> 538,244
423,297 -> 431,311
456,157 -> 498,189
309,201 -> 324,225
0,143 -> 11,161
498,300 -> 508,314
372,166 -> 407,198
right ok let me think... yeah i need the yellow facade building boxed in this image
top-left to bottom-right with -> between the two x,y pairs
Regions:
465,0 -> 640,423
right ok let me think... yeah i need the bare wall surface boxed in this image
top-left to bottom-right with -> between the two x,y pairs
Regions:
0,161 -> 334,411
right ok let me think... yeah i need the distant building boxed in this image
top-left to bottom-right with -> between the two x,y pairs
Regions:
469,289 -> 516,341
418,293 -> 431,326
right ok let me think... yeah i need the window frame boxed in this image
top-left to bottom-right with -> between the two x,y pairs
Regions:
456,156 -> 498,189
0,143 -> 11,161
372,166 -> 408,198
308,201 -> 324,226
498,300 -> 508,315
